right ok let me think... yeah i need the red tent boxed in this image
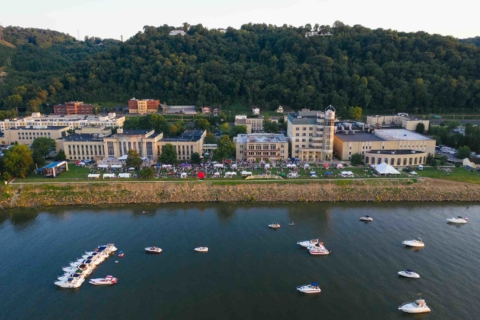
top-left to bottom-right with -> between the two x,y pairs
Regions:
197,172 -> 205,180
323,163 -> 329,168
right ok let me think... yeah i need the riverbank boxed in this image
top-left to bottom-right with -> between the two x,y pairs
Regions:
1,178 -> 479,209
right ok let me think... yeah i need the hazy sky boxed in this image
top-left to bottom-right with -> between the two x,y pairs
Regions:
3,0 -> 479,40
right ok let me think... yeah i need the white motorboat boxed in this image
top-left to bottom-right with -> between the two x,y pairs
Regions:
360,215 -> 373,222
55,277 -> 85,289
398,269 -> 420,278
398,299 -> 431,313
308,243 -> 331,255
268,223 -> 281,229
194,247 -> 208,252
145,247 -> 162,254
89,275 -> 117,286
447,216 -> 468,224
402,237 -> 425,248
58,272 -> 84,281
297,239 -> 319,248
297,282 -> 321,294
106,243 -> 118,252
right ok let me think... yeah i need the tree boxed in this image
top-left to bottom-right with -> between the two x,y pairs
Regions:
213,136 -> 235,161
194,118 -> 210,131
447,121 -> 461,131
350,153 -> 363,166
31,137 -> 56,159
457,146 -> 471,159
126,149 -> 142,169
140,167 -> 155,179
32,149 -> 45,167
55,149 -> 67,161
264,120 -> 278,133
191,152 -> 201,164
2,144 -> 34,179
349,106 -> 362,120
415,123 -> 425,134
229,125 -> 247,138
219,123 -> 230,135
159,143 -> 177,164
204,132 -> 216,144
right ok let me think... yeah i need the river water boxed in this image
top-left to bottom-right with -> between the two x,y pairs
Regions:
1,203 -> 480,320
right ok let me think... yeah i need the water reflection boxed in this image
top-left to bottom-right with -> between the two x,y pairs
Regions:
9,210 -> 39,230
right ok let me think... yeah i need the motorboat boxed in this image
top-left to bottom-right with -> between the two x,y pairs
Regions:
398,299 -> 431,313
289,222 -> 295,226
308,243 -> 331,255
268,223 -> 281,229
145,247 -> 162,254
89,275 -> 117,286
58,272 -> 84,282
447,216 -> 468,224
63,263 -> 90,273
118,251 -> 124,257
55,277 -> 85,289
360,215 -> 373,222
194,247 -> 208,252
297,282 -> 321,294
402,237 -> 425,248
297,239 -> 319,248
398,269 -> 420,278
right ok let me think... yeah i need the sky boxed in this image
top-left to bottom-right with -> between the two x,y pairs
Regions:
2,0 -> 479,41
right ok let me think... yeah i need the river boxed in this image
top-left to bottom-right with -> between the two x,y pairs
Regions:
1,203 -> 479,320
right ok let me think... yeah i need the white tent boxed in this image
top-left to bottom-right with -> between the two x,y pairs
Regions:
214,163 -> 224,168
98,164 -> 109,168
119,173 -> 131,178
231,164 -> 237,169
287,164 -> 296,168
162,164 -> 172,169
375,162 -> 401,175
181,172 -> 188,178
226,171 -> 237,176
103,173 -> 116,179
118,155 -> 128,161
111,165 -> 122,168
241,171 -> 252,176
340,171 -> 354,177
87,174 -> 100,179
264,164 -> 271,169
304,164 -> 310,169
128,167 -> 135,171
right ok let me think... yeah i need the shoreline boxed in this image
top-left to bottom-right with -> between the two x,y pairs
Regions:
2,178 -> 480,209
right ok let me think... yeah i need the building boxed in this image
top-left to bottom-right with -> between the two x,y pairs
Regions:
366,115 -> 430,132
159,130 -> 207,161
0,112 -> 125,132
234,133 -> 289,162
162,105 -> 197,115
252,108 -> 260,115
217,28 -> 227,33
61,134 -> 107,161
235,115 -> 264,133
333,129 -> 436,164
54,101 -> 93,115
3,126 -> 70,145
305,30 -> 333,37
103,129 -> 163,159
276,106 -> 284,113
287,106 -> 336,161
128,98 -> 160,114
213,108 -> 219,116
169,30 -> 186,36
201,106 -> 211,114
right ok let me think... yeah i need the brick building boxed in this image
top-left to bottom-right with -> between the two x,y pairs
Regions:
128,99 -> 160,114
54,101 -> 93,115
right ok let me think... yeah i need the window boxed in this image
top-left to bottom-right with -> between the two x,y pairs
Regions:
295,127 -> 299,131
296,133 -> 299,137
302,145 -> 305,148
302,133 -> 306,136
303,127 -> 306,131
270,144 -> 275,149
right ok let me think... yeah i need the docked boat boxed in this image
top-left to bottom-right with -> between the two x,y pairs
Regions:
288,222 -> 295,226
360,215 -> 373,222
398,269 -> 420,278
297,239 -> 319,248
402,237 -> 425,247
398,299 -> 431,313
308,243 -> 331,255
297,282 -> 321,294
268,223 -> 281,229
63,263 -> 90,273
55,277 -> 85,289
89,275 -> 117,286
145,247 -> 162,254
194,247 -> 208,252
447,216 -> 468,224
118,251 -> 124,257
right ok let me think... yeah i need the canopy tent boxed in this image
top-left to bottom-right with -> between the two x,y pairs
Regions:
103,173 -> 116,179
225,172 -> 237,176
286,164 -> 296,168
87,174 -> 100,179
410,171 -> 418,175
374,162 -> 401,175
98,164 -> 109,168
304,164 -> 310,169
128,167 -> 135,171
214,164 -> 224,168
214,172 -> 220,176
241,171 -> 252,176
336,163 -> 344,169
162,164 -> 172,169
77,162 -> 86,167
111,165 -> 122,168
118,173 -> 131,178
75,160 -> 82,165
340,171 -> 354,177
323,163 -> 329,168
181,172 -> 188,178
231,164 -> 237,169
117,155 -> 128,161
181,163 -> 192,167
197,172 -> 205,179
463,158 -> 476,168
325,171 -> 333,176
264,164 -> 271,169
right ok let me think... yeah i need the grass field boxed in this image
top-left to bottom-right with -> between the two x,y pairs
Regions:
414,167 -> 480,184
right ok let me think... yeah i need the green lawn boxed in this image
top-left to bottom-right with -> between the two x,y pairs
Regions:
20,167 -> 92,182
413,167 -> 480,184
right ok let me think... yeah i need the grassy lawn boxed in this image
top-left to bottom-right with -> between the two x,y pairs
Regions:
19,167 -> 92,182
413,167 -> 480,184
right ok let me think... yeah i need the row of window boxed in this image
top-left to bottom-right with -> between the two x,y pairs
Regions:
364,156 -> 426,166
68,144 -> 104,156
17,131 -> 51,139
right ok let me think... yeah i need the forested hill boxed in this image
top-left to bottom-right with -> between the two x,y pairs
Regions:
0,26 -> 120,116
460,37 -> 480,47
3,23 -> 480,117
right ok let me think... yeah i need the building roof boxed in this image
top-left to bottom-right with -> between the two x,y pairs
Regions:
374,129 -> 432,141
62,134 -> 105,142
335,132 -> 384,142
119,129 -> 153,135
7,126 -> 69,131
367,149 -> 427,155
162,130 -> 205,142
235,133 -> 288,143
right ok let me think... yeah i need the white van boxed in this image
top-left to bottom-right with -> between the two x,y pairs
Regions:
418,165 -> 424,171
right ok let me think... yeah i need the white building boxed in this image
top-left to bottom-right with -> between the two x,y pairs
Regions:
235,115 -> 264,133
169,30 -> 186,36
252,108 -> 260,115
234,133 -> 289,162
0,112 -> 125,132
287,105 -> 336,161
